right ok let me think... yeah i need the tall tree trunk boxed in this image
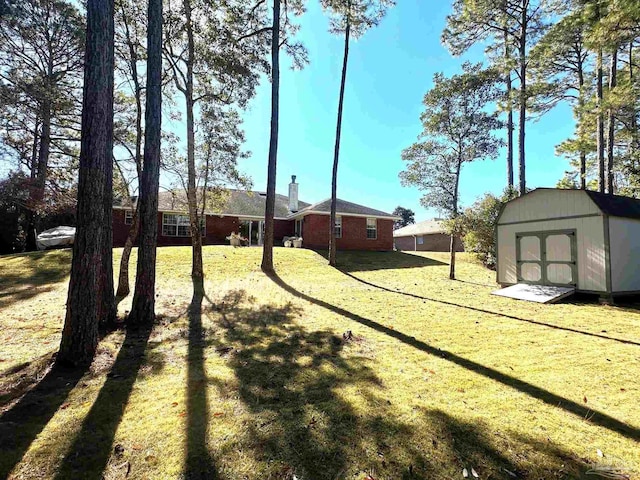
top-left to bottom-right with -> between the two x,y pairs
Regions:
182,0 -> 203,280
329,11 -> 350,267
58,0 -> 115,367
606,48 -> 617,194
517,7 -> 526,195
630,43 -> 638,162
25,121 -> 40,251
101,149 -> 116,326
261,0 -> 281,274
449,160 -> 462,280
25,102 -> 51,251
577,60 -> 586,189
129,0 -> 162,324
115,0 -> 145,298
504,30 -> 514,189
597,47 -> 605,193
116,211 -> 139,298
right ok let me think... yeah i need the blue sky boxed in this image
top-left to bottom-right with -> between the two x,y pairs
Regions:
0,0 -> 576,220
229,0 -> 576,220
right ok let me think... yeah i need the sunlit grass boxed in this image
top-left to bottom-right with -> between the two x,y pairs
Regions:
0,246 -> 639,479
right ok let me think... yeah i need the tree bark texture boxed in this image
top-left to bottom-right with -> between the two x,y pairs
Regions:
181,0 -> 203,280
115,210 -> 139,298
261,0 -> 281,274
597,48 -> 605,193
58,0 -> 115,367
329,13 -> 350,267
129,0 -> 162,324
517,5 -> 526,195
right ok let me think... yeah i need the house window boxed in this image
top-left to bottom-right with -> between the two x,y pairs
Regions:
162,213 -> 205,237
124,210 -> 133,225
417,236 -> 424,245
334,216 -> 342,238
366,218 -> 377,239
295,219 -> 303,237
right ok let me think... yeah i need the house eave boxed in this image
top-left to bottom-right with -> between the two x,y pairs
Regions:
288,210 -> 401,221
113,206 -> 289,221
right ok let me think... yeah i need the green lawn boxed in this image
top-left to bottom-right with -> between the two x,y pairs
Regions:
0,246 -> 639,479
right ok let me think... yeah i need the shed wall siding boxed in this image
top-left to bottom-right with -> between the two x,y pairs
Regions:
608,216 -> 640,292
497,216 -> 606,292
499,190 -> 600,224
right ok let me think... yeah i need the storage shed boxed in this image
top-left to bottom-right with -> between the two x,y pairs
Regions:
496,188 -> 640,297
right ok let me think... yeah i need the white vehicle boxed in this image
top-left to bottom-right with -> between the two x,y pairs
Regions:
36,226 -> 76,250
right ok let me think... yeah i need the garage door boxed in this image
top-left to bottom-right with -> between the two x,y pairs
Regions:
516,231 -> 576,286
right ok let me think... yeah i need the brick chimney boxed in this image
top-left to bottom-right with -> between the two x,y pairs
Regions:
288,175 -> 299,212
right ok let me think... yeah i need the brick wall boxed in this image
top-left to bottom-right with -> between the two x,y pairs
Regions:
113,209 -> 133,247
112,209 -> 241,247
274,219 -> 295,244
301,214 -> 394,251
114,209 -> 394,251
394,233 -> 464,252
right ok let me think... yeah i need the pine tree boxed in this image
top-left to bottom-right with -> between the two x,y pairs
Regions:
321,0 -> 395,267
58,0 -> 115,367
400,64 -> 504,280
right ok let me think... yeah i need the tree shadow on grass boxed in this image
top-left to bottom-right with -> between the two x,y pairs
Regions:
0,360 -> 85,479
0,250 -> 71,309
208,289 -> 428,478
53,323 -> 153,479
417,408 -> 591,479
314,250 -> 447,272
185,276 -> 218,479
0,351 -> 57,409
208,289 -> 594,479
266,271 -> 640,444
341,270 -> 640,348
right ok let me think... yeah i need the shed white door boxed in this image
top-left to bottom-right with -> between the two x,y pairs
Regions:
516,231 -> 576,286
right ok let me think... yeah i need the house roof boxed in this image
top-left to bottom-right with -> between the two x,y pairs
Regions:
114,189 -> 397,220
393,219 -> 446,237
585,190 -> 640,220
114,189 -> 311,218
293,198 -> 398,219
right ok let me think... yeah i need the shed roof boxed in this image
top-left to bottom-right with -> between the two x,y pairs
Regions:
497,188 -> 640,224
585,190 -> 640,220
393,219 -> 446,237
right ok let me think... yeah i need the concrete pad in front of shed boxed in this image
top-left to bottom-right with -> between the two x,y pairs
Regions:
492,284 -> 575,303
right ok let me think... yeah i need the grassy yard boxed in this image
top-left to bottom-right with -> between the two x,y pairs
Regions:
0,246 -> 639,480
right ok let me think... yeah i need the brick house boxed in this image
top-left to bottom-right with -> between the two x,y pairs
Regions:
113,176 -> 399,251
393,219 -> 464,252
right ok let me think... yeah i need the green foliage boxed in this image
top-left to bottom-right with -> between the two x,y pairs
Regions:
400,62 -> 504,217
320,0 -> 395,39
458,187 -> 519,269
392,206 -> 414,229
528,10 -> 590,115
0,171 -> 28,253
0,0 -> 84,191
